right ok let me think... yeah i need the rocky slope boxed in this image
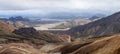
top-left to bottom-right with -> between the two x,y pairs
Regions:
71,34 -> 120,54
49,36 -> 106,54
49,34 -> 120,54
0,20 -> 15,34
0,20 -> 49,47
13,27 -> 66,43
67,12 -> 120,37
0,43 -> 47,54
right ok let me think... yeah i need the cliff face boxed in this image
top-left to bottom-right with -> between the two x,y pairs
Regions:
67,12 -> 120,37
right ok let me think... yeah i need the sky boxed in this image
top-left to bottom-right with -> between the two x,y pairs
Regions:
0,0 -> 120,17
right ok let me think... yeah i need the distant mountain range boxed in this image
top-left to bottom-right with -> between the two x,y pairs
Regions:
0,16 -> 30,22
43,12 -> 106,19
0,11 -> 106,19
0,16 -> 30,28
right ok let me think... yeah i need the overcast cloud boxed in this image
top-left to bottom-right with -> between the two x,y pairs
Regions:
0,0 -> 120,16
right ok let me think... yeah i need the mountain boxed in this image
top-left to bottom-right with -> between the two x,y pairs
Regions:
9,16 -> 30,22
0,16 -> 30,28
89,16 -> 101,21
0,16 -> 30,22
43,12 -> 105,19
89,13 -> 106,21
67,12 -> 120,37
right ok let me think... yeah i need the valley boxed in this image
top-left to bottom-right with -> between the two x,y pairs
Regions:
33,18 -> 91,31
34,21 -> 69,31
0,0 -> 119,54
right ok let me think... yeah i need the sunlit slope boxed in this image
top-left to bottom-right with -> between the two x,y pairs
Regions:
71,34 -> 120,54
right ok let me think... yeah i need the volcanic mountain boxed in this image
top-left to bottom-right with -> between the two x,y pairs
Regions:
67,12 -> 120,37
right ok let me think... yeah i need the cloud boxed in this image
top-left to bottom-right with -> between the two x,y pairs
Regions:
0,0 -> 119,15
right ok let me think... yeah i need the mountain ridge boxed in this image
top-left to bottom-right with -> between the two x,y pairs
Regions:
67,11 -> 120,37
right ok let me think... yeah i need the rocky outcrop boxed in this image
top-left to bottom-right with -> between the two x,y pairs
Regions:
13,27 -> 38,38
